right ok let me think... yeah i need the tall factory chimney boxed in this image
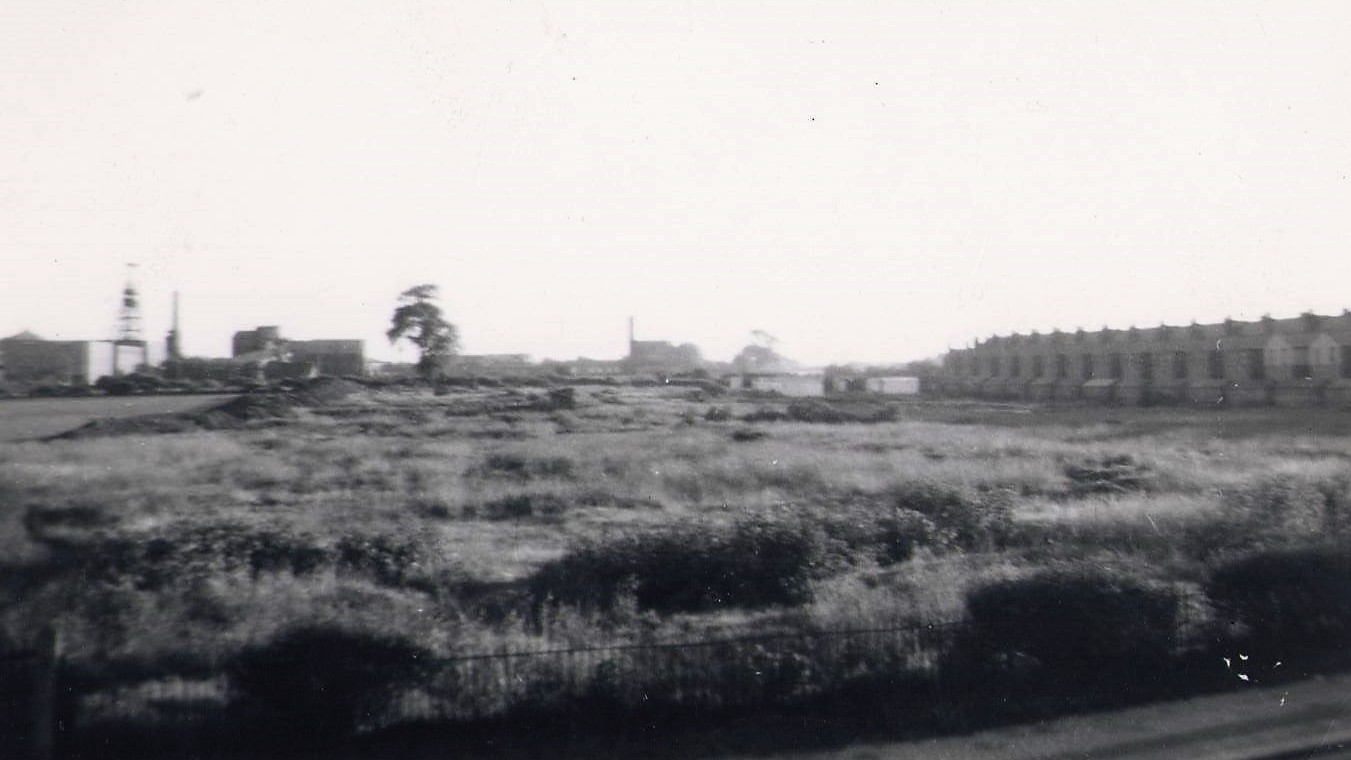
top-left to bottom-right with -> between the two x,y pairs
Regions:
165,291 -> 181,362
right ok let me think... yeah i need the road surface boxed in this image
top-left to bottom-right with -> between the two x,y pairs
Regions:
758,671 -> 1351,760
0,394 -> 236,442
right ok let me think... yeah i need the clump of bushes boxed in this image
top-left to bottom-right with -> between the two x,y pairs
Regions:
959,567 -> 1180,684
68,524 -> 331,590
479,492 -> 570,521
1233,474 -> 1327,536
228,626 -> 431,742
537,387 -> 576,410
741,406 -> 788,423
704,405 -> 732,422
42,521 -> 445,592
875,509 -> 944,564
785,399 -> 899,424
476,452 -> 577,481
887,481 -> 1014,551
817,506 -> 944,567
531,518 -> 826,615
1206,545 -> 1351,653
1185,474 -> 1337,560
334,533 -> 430,587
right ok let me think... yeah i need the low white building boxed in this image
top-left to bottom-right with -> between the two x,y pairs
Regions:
729,373 -> 826,397
864,376 -> 920,395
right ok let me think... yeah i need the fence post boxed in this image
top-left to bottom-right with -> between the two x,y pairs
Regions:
30,627 -> 59,760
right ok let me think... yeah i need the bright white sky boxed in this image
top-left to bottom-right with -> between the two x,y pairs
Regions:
2,1 -> 1348,366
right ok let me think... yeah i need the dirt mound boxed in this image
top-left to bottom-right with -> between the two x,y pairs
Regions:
51,377 -> 364,439
50,413 -> 210,439
214,377 -> 363,420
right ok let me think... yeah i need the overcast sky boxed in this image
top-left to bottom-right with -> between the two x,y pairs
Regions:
2,1 -> 1348,366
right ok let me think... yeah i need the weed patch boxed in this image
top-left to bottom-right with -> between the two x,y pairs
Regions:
531,518 -> 826,615
958,567 -> 1179,685
1206,544 -> 1351,653
228,626 -> 431,741
1063,454 -> 1154,496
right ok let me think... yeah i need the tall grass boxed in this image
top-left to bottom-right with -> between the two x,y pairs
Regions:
4,385 -> 1351,694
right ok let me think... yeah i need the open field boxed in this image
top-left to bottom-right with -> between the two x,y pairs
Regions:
3,380 -> 1350,754
0,394 -> 238,442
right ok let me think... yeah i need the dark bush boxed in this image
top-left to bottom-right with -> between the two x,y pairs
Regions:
704,405 -> 732,422
531,518 -> 824,615
94,376 -> 137,396
786,399 -> 898,424
1318,473 -> 1351,535
962,568 -> 1179,683
69,524 -> 330,589
228,626 -> 431,741
1234,475 -> 1326,536
730,427 -> 769,442
741,406 -> 788,423
480,493 -> 569,521
479,452 -> 576,480
818,507 -> 943,567
334,533 -> 428,587
875,509 -> 943,564
543,387 -> 577,410
1206,545 -> 1351,652
888,481 -> 1014,551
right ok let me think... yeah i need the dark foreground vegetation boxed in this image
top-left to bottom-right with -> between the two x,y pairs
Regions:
3,379 -> 1351,757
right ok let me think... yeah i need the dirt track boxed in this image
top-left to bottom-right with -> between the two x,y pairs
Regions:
763,670 -> 1351,760
0,394 -> 237,442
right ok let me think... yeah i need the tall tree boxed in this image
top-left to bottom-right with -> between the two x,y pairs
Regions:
387,284 -> 459,379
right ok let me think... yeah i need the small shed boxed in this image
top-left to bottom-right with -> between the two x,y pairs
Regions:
863,376 -> 920,395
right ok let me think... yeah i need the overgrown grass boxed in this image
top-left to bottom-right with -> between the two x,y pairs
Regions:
4,385 -> 1351,740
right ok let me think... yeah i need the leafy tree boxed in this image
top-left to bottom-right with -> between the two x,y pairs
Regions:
387,284 -> 458,379
732,344 -> 781,373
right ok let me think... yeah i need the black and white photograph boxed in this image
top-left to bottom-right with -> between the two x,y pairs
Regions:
2,2 -> 1350,758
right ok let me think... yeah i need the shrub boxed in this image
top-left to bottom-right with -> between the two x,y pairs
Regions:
961,568 -> 1179,683
818,507 -> 944,567
542,387 -> 577,410
888,481 -> 1014,551
875,509 -> 943,564
1318,473 -> 1351,535
94,376 -> 138,396
785,399 -> 898,424
227,626 -> 431,741
1206,545 -> 1351,652
741,406 -> 787,423
1233,475 -> 1326,536
479,492 -> 569,521
69,524 -> 330,590
478,452 -> 576,481
532,518 -> 825,615
704,406 -> 732,422
334,533 -> 429,587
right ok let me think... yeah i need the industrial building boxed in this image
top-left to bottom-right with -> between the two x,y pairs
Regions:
624,318 -> 703,376
728,372 -> 827,397
229,326 -> 365,378
0,331 -> 145,388
934,311 -> 1351,406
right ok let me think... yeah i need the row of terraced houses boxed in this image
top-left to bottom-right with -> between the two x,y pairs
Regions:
933,311 -> 1351,406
